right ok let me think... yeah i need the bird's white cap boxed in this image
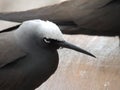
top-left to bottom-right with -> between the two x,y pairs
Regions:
18,19 -> 64,41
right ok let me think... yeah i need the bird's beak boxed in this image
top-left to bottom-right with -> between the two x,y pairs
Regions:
57,41 -> 96,58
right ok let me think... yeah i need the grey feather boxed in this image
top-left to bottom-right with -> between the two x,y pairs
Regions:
0,31 -> 26,68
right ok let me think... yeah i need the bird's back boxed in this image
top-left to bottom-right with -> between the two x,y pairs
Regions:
0,30 -> 59,90
0,31 -> 27,90
0,31 -> 26,68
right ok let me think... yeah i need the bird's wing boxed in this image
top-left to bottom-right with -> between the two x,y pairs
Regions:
0,31 -> 27,68
0,0 -> 120,36
0,24 -> 21,33
0,0 -> 111,22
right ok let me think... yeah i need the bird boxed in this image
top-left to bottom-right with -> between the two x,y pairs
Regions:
0,19 -> 95,90
0,0 -> 120,36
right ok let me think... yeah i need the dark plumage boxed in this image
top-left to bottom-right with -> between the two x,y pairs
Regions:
0,19 -> 95,90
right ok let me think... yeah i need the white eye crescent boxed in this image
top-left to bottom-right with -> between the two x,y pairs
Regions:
43,38 -> 51,44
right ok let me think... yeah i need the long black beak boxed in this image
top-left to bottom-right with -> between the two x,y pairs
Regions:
57,41 -> 96,58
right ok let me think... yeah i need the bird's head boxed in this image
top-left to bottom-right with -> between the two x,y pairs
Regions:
17,19 -> 96,58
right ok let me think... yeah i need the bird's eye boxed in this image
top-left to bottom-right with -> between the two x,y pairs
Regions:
43,38 -> 51,44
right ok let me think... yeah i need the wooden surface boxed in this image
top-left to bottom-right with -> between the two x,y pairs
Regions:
37,35 -> 120,90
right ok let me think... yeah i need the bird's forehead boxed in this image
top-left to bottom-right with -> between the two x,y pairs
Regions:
22,20 -> 64,41
30,20 -> 64,41
39,21 -> 64,40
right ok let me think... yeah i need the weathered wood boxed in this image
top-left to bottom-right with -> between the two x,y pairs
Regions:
38,35 -> 120,90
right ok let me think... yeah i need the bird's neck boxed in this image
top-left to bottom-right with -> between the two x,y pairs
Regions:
14,28 -> 40,52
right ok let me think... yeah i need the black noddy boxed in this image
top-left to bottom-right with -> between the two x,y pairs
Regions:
0,19 -> 95,90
